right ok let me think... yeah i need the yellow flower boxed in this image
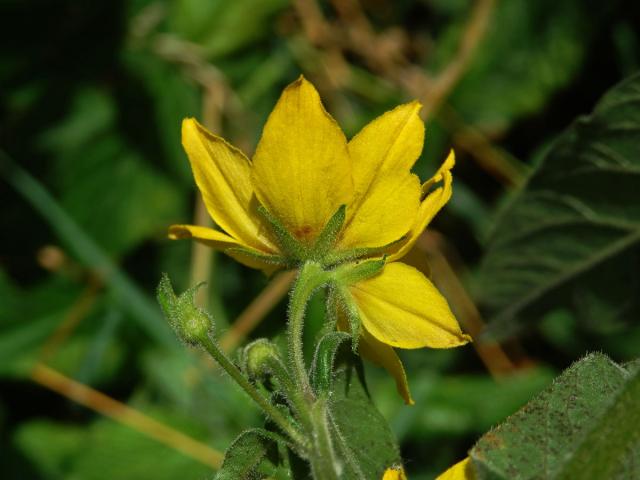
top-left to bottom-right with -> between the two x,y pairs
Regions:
382,465 -> 408,480
169,76 -> 470,403
436,458 -> 475,480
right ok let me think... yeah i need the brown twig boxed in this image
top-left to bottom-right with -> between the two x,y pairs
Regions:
417,0 -> 495,119
189,198 -> 214,308
32,363 -> 224,469
37,280 -> 102,363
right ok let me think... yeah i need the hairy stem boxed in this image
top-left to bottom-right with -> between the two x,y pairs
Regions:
287,262 -> 343,479
199,334 -> 307,450
287,262 -> 328,399
308,397 -> 341,480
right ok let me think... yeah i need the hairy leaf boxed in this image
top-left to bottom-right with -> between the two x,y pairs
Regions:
215,428 -> 286,480
309,331 -> 351,395
327,349 -> 402,479
471,353 -> 640,479
477,73 -> 640,336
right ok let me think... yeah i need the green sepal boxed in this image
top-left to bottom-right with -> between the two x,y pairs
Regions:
225,246 -> 290,268
309,205 -> 346,261
309,331 -> 351,396
330,257 -> 386,286
156,273 -> 213,346
335,287 -> 362,353
323,235 -> 405,266
214,428 -> 291,480
257,205 -> 308,260
321,286 -> 340,334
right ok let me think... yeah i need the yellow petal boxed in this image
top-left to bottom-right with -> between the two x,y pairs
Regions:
382,466 -> 408,480
182,118 -> 275,252
251,76 -> 353,245
334,298 -> 413,404
436,458 -> 475,480
389,150 -> 455,262
339,102 -> 423,249
349,262 -> 471,349
168,224 -> 278,271
359,328 -> 414,405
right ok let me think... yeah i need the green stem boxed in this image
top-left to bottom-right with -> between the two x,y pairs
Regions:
308,398 -> 341,480
265,356 -> 313,432
199,334 -> 308,450
287,262 -> 342,479
288,262 -> 328,399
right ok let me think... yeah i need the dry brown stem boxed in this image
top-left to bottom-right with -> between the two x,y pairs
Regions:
32,364 -> 223,469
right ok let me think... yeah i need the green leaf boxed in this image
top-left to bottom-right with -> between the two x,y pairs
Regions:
39,88 -> 185,256
0,274 -> 82,377
75,407 -> 213,480
120,51 -> 200,183
309,331 -> 351,395
214,428 -> 284,480
434,0 -> 617,129
169,0 -> 289,59
327,349 -> 402,479
470,353 -> 640,479
476,73 -> 640,336
0,151 -> 178,349
13,409 -> 213,480
12,421 -> 86,478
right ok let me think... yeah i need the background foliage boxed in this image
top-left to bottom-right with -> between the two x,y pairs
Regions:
1,0 -> 639,478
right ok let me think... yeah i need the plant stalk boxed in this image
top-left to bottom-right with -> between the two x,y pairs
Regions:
287,262 -> 327,399
287,262 -> 342,479
308,398 -> 341,480
199,334 -> 308,450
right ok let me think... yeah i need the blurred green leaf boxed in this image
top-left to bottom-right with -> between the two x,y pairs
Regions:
39,88 -> 185,256
0,151 -> 178,348
13,421 -> 86,479
15,407 -> 214,480
169,0 -> 288,59
471,353 -> 640,480
0,274 -> 81,377
476,73 -> 640,336
121,51 -> 199,183
13,405 -> 213,480
433,0 -> 615,129
389,368 -> 554,441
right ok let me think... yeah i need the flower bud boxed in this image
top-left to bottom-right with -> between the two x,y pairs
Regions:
243,339 -> 282,381
157,273 -> 213,346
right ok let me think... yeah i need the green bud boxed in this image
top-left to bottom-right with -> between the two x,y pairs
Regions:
243,339 -> 282,381
157,273 -> 213,346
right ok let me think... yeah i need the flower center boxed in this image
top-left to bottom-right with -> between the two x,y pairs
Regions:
293,225 -> 315,242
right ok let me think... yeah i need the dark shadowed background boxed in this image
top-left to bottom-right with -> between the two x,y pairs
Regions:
1,0 -> 639,478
